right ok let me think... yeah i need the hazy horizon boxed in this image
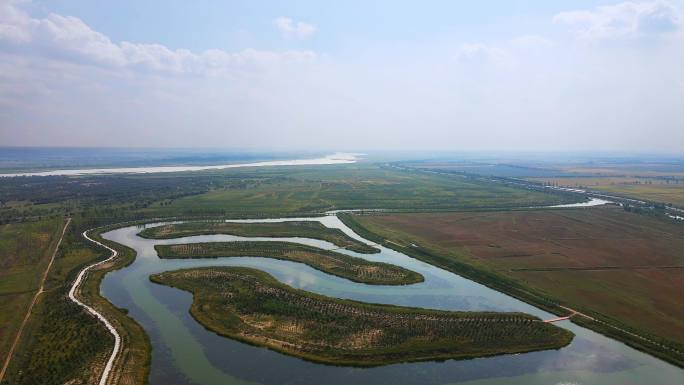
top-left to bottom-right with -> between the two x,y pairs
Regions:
1,4 -> 684,380
2,1 -> 684,153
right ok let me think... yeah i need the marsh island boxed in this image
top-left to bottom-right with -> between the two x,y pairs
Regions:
151,267 -> 574,366
154,241 -> 423,285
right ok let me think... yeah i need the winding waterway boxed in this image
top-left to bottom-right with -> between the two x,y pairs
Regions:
101,215 -> 684,385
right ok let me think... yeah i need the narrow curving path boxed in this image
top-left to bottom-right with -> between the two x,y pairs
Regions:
0,218 -> 71,383
70,229 -> 122,385
543,310 -> 577,323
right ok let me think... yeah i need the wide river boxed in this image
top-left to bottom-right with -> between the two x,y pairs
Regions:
0,153 -> 358,177
101,215 -> 684,385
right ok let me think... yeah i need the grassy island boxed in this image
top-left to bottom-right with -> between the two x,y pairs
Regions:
139,221 -> 380,254
154,242 -> 423,285
150,267 -> 574,366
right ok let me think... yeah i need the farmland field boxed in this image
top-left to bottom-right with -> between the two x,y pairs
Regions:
0,219 -> 64,363
398,161 -> 684,208
348,206 -> 684,362
527,177 -> 684,207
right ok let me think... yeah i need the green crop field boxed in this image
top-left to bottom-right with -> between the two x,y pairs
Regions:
0,219 -> 63,364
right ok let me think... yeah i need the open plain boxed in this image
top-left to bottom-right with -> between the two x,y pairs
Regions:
349,206 -> 684,363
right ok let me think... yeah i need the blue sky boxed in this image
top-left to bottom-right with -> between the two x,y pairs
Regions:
28,1 -> 629,53
2,1 -> 684,152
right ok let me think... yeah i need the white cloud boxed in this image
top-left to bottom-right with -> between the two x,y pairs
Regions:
554,1 -> 681,40
455,43 -> 506,62
510,35 -> 554,49
0,0 -> 34,43
0,2 -> 316,75
2,1 -> 684,152
273,17 -> 317,39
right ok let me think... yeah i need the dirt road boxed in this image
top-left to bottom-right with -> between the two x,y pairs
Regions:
0,218 -> 71,382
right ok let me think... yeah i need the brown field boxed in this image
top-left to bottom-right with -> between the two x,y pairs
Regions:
353,207 -> 684,345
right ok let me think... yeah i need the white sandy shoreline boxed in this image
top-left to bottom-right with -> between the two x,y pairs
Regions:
0,152 -> 360,177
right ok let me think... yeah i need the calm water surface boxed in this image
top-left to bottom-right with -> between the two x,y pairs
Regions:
101,216 -> 684,385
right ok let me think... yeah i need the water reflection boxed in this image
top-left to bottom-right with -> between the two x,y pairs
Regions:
100,217 -> 683,385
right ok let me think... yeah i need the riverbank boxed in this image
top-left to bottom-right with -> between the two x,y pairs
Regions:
92,215 -> 684,384
339,210 -> 684,368
79,223 -> 152,385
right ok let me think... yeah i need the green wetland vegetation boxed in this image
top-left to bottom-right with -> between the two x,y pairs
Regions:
1,219 -> 114,385
0,164 -> 580,384
150,266 -> 574,366
154,241 -> 423,285
1,218 -> 151,385
1,161 -> 683,384
0,164 -> 579,223
0,219 -> 63,362
139,221 -> 380,253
